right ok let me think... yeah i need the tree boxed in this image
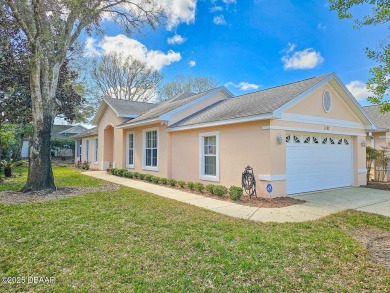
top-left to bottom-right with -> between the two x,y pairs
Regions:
329,0 -> 389,111
1,1 -> 162,191
91,52 -> 162,102
158,75 -> 218,101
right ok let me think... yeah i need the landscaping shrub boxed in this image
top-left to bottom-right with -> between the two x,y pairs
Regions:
110,168 -> 117,175
178,180 -> 185,188
118,169 -> 127,177
213,185 -> 227,196
194,182 -> 204,193
133,172 -> 140,179
126,171 -> 133,178
139,173 -> 146,180
151,176 -> 160,183
145,174 -> 152,182
187,182 -> 194,190
229,186 -> 243,200
206,184 -> 216,194
160,178 -> 167,184
168,179 -> 176,186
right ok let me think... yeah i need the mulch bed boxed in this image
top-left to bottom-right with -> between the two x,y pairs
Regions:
348,228 -> 390,269
361,182 -> 390,191
0,184 -> 118,204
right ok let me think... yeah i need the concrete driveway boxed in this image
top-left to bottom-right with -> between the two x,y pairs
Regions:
293,187 -> 390,217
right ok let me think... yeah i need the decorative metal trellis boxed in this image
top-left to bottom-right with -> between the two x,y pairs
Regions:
241,165 -> 257,197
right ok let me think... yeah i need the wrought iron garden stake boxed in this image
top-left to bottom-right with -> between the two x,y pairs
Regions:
242,166 -> 257,197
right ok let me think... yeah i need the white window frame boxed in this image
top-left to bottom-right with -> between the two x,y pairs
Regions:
126,131 -> 135,169
94,137 -> 98,164
142,127 -> 159,171
199,131 -> 220,182
78,139 -> 82,162
85,139 -> 89,162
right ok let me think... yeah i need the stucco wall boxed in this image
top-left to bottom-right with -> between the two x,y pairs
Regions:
170,120 -> 271,196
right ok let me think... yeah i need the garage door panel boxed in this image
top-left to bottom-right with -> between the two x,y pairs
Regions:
286,133 -> 353,195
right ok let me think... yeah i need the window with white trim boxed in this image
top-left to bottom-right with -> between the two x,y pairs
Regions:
143,128 -> 158,170
127,132 -> 135,168
86,139 -> 89,161
200,132 -> 219,181
77,139 -> 82,162
94,138 -> 98,163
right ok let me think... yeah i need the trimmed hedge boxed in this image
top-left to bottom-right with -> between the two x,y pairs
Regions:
229,186 -> 243,200
109,169 -> 242,201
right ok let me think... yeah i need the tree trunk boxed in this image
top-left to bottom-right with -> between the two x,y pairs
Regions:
23,53 -> 57,192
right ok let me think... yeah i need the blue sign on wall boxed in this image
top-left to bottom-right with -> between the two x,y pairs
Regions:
266,183 -> 273,193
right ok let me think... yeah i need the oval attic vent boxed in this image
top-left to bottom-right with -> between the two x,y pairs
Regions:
322,90 -> 332,113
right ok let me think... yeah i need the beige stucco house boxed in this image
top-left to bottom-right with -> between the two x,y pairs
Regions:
74,73 -> 375,197
363,105 -> 390,181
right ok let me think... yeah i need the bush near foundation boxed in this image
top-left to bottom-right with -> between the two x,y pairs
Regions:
229,186 -> 243,201
206,184 -> 216,194
194,182 -> 204,193
178,180 -> 185,188
151,176 -> 160,183
187,182 -> 195,190
213,185 -> 227,196
160,178 -> 167,184
168,179 -> 176,186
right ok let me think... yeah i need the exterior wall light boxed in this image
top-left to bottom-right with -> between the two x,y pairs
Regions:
361,140 -> 367,147
277,133 -> 283,144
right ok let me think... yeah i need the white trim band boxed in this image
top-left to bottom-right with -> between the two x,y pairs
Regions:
259,174 -> 286,181
262,126 -> 366,137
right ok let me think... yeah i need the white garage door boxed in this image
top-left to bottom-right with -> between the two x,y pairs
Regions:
286,132 -> 353,195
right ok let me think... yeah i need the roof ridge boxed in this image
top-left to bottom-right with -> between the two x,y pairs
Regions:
103,97 -> 156,105
234,73 -> 333,99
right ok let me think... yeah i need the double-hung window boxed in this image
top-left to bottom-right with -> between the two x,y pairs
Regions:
199,132 -> 219,181
94,138 -> 98,164
77,139 -> 82,162
127,132 -> 135,168
86,139 -> 89,161
143,128 -> 158,170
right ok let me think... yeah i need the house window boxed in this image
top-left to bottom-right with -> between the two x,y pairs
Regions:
127,132 -> 135,168
86,139 -> 89,161
77,139 -> 82,162
199,132 -> 219,182
94,138 -> 98,163
143,128 -> 158,170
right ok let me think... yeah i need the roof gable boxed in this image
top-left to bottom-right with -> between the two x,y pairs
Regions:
92,98 -> 157,125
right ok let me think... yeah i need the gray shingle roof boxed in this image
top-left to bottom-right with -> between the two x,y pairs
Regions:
72,127 -> 98,139
363,105 -> 390,130
170,74 -> 332,128
103,98 -> 157,117
120,89 -> 216,126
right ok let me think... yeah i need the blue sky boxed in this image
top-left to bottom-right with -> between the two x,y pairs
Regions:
83,0 -> 387,105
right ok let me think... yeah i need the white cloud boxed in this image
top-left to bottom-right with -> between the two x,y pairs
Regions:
281,44 -> 324,70
167,34 -> 186,44
84,37 -> 101,57
346,80 -> 372,101
213,15 -> 227,25
160,0 -> 197,30
317,23 -> 327,30
222,0 -> 236,3
188,60 -> 196,67
85,35 -> 181,71
210,6 -> 223,12
225,81 -> 260,91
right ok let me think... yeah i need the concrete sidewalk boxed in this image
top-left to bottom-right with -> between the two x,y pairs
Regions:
83,171 -> 390,223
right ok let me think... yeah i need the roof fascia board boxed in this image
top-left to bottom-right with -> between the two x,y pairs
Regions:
167,113 -> 273,132
118,114 -> 138,118
117,118 -> 160,129
160,87 -> 233,121
272,73 -> 335,118
92,102 -> 108,125
331,75 -> 376,129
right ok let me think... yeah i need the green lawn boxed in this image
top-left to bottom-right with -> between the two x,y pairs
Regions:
0,167 -> 389,292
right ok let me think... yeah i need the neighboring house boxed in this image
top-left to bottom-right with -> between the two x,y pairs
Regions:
74,73 -> 375,197
363,105 -> 390,181
21,125 -> 86,158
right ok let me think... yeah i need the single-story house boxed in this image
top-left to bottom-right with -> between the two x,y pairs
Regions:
74,73 -> 375,197
21,125 -> 86,158
363,105 -> 390,181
